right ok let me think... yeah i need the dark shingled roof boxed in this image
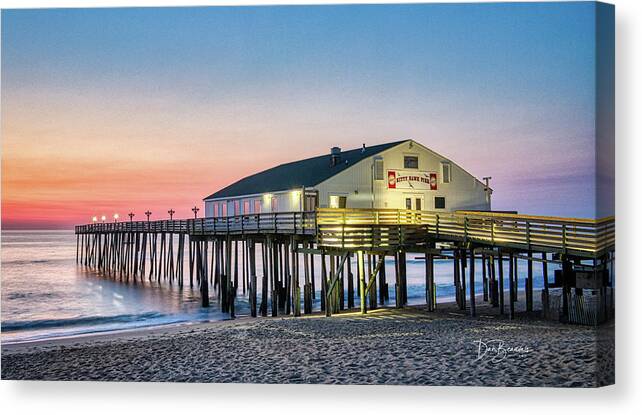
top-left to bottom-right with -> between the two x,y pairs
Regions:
204,140 -> 408,200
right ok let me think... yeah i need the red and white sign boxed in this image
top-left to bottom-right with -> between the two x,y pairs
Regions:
387,170 -> 438,190
388,171 -> 397,189
429,172 -> 437,190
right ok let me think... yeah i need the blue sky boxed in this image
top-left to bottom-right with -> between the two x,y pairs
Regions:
1,2 -> 614,227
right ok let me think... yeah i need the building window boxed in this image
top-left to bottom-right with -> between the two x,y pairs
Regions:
243,200 -> 250,215
329,195 -> 347,209
213,203 -> 219,218
374,158 -> 384,180
254,200 -> 261,214
441,162 -> 451,183
234,200 -> 240,216
404,155 -> 419,169
415,198 -> 422,211
221,203 -> 227,217
271,197 -> 278,212
434,196 -> 446,209
405,198 -> 412,210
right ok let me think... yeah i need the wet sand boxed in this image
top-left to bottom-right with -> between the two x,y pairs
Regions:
1,298 -> 614,387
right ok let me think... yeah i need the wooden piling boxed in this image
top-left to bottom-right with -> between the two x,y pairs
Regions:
469,248 -> 476,317
357,250 -> 366,314
248,239 -> 256,316
542,252 -> 549,309
320,252 -> 327,313
526,250 -> 533,311
292,239 -> 301,317
482,254 -> 488,302
347,255 -> 354,309
261,240 -> 268,317
508,252 -> 515,319
425,246 -> 435,311
303,242 -> 311,314
459,249 -> 467,310
379,254 -> 387,305
453,249 -> 461,308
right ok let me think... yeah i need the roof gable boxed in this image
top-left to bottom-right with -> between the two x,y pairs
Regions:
204,140 -> 408,200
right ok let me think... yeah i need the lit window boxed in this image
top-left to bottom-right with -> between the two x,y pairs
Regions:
441,162 -> 451,184
243,200 -> 250,214
434,197 -> 446,209
221,203 -> 227,217
374,158 -> 384,180
329,195 -> 347,209
290,191 -> 301,210
404,155 -> 419,169
254,200 -> 261,214
234,200 -> 240,216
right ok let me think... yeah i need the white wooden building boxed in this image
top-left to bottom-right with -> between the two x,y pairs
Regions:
203,139 -> 491,217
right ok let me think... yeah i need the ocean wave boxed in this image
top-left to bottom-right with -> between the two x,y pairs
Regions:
1,311 -> 166,332
5,291 -> 60,300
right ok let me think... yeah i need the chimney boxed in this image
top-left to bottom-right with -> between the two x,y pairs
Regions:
330,147 -> 341,167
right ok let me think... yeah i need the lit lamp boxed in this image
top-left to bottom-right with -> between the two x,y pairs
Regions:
192,206 -> 200,219
114,213 -> 119,223
92,216 -> 98,224
101,215 -> 106,223
168,209 -> 175,220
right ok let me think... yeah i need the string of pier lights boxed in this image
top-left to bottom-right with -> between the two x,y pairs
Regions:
91,206 -> 202,224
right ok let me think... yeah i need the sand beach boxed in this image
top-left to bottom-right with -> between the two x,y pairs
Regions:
1,296 -> 614,387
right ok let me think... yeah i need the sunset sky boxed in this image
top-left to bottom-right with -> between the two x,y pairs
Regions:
1,3 -> 613,229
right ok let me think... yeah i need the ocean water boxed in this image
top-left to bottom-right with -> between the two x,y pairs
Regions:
1,230 -> 553,344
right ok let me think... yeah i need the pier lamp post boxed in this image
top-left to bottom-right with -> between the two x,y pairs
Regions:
145,210 -> 152,222
192,206 -> 200,219
168,209 -> 175,220
114,213 -> 119,223
128,212 -> 135,222
101,215 -> 106,223
92,216 -> 98,223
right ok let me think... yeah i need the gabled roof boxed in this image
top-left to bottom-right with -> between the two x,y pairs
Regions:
204,140 -> 408,200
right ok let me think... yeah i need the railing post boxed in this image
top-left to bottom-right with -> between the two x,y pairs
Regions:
464,216 -> 469,241
491,217 -> 495,244
436,214 -> 440,238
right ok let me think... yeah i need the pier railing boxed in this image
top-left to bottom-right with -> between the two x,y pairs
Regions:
316,208 -> 615,257
75,208 -> 615,257
75,211 -> 317,236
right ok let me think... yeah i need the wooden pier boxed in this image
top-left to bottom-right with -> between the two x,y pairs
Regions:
75,208 -> 615,324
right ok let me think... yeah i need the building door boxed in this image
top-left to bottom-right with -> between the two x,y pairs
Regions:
304,194 -> 317,211
403,194 -> 424,210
